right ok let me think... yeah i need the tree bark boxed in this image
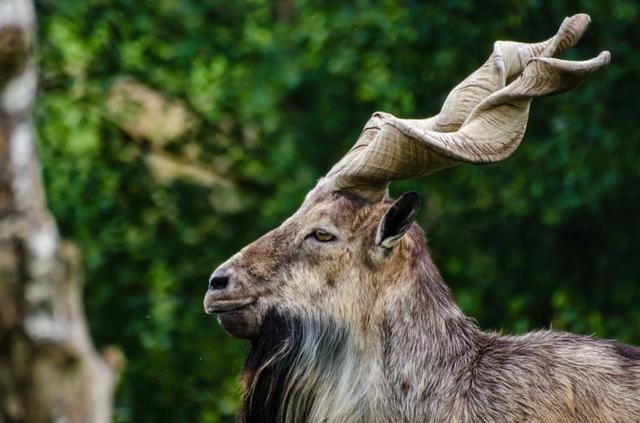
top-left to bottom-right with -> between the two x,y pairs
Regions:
0,2 -> 119,422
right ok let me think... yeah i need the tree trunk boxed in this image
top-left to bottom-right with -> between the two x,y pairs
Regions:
0,2 -> 120,422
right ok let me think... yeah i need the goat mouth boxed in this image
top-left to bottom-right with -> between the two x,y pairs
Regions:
205,297 -> 256,314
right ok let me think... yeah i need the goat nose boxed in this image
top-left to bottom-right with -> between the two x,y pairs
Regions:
208,271 -> 230,290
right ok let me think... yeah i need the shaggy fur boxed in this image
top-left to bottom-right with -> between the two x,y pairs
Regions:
206,183 -> 640,423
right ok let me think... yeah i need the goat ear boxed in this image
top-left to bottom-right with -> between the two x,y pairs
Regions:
375,191 -> 419,249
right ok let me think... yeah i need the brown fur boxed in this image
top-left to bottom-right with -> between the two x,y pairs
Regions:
204,180 -> 640,422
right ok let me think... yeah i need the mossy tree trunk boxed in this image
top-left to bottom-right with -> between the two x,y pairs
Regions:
0,2 -> 119,421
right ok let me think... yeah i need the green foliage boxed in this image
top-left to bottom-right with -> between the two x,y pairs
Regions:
34,0 -> 639,421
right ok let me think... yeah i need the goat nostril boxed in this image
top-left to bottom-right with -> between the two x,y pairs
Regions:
209,275 -> 229,290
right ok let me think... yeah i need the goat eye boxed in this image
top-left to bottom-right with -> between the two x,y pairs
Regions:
311,229 -> 335,242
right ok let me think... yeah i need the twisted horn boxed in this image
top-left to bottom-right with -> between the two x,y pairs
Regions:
327,14 -> 610,200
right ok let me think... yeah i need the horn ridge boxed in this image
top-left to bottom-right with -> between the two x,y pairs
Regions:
327,14 -> 610,201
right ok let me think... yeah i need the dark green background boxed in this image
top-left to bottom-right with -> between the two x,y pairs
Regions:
34,1 -> 639,421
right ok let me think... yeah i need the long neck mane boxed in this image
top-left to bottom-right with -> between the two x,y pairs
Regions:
240,232 -> 481,422
377,230 -> 482,419
240,311 -> 362,423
